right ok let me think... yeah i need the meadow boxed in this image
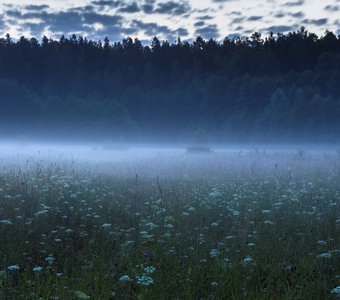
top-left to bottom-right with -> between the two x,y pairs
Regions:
0,146 -> 340,299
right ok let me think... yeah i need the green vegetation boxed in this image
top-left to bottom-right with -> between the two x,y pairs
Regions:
0,150 -> 340,299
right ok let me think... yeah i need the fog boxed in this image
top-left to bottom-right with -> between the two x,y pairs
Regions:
0,139 -> 339,178
1,140 -> 338,163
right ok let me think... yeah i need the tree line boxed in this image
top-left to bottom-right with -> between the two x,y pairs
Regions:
0,27 -> 340,143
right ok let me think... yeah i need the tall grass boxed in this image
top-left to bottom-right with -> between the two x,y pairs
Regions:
0,149 -> 339,299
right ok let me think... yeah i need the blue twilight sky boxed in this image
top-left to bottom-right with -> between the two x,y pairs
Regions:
0,0 -> 339,42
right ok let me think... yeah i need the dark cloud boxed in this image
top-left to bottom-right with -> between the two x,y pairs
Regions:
155,1 -> 191,15
274,12 -> 285,18
289,11 -> 304,18
247,16 -> 262,21
96,25 -> 136,40
131,20 -> 172,36
83,12 -> 123,25
142,4 -> 154,13
174,27 -> 189,36
195,24 -> 219,39
6,19 -> 17,26
91,0 -> 121,7
196,15 -> 214,20
324,4 -> 339,11
194,21 -> 205,27
24,5 -> 49,11
135,1 -> 192,15
230,17 -> 245,25
68,5 -> 95,13
194,8 -> 212,14
243,29 -> 254,35
118,2 -> 140,13
46,12 -> 86,33
283,0 -> 304,7
7,11 -> 85,35
5,9 -> 123,27
4,9 -> 124,36
2,2 -> 191,40
21,22 -> 47,37
0,17 -> 4,31
303,18 -> 328,26
96,26 -> 138,35
264,25 -> 297,33
5,9 -> 23,18
130,20 -> 188,39
230,11 -> 242,15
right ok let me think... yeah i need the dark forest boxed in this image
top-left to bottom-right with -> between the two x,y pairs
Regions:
1,27 -> 340,143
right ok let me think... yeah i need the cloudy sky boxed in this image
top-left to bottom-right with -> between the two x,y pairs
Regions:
1,0 -> 339,42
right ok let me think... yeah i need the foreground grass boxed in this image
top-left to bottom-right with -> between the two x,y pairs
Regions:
0,150 -> 340,299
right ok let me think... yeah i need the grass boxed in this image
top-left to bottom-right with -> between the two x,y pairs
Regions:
0,149 -> 339,299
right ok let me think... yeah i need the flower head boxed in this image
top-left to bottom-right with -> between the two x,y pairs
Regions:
119,275 -> 132,282
8,265 -> 20,271
331,286 -> 340,295
136,275 -> 154,286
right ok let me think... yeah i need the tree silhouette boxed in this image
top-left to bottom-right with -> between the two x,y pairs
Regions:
0,29 -> 339,142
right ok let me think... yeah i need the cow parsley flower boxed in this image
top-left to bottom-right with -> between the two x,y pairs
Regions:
188,207 -> 196,212
0,219 -> 13,225
45,255 -> 55,263
222,257 -> 232,269
240,256 -> 256,266
136,275 -> 154,286
144,266 -> 156,274
209,190 -> 221,197
317,252 -> 332,258
101,223 -> 112,229
140,231 -> 149,238
74,291 -> 90,299
210,249 -> 219,258
8,265 -> 20,271
164,223 -> 174,229
119,275 -> 132,282
34,210 -> 49,217
145,222 -> 158,229
331,286 -> 340,295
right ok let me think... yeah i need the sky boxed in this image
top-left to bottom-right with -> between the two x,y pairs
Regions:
0,0 -> 339,43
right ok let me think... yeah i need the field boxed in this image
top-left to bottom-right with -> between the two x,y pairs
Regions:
0,146 -> 340,299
